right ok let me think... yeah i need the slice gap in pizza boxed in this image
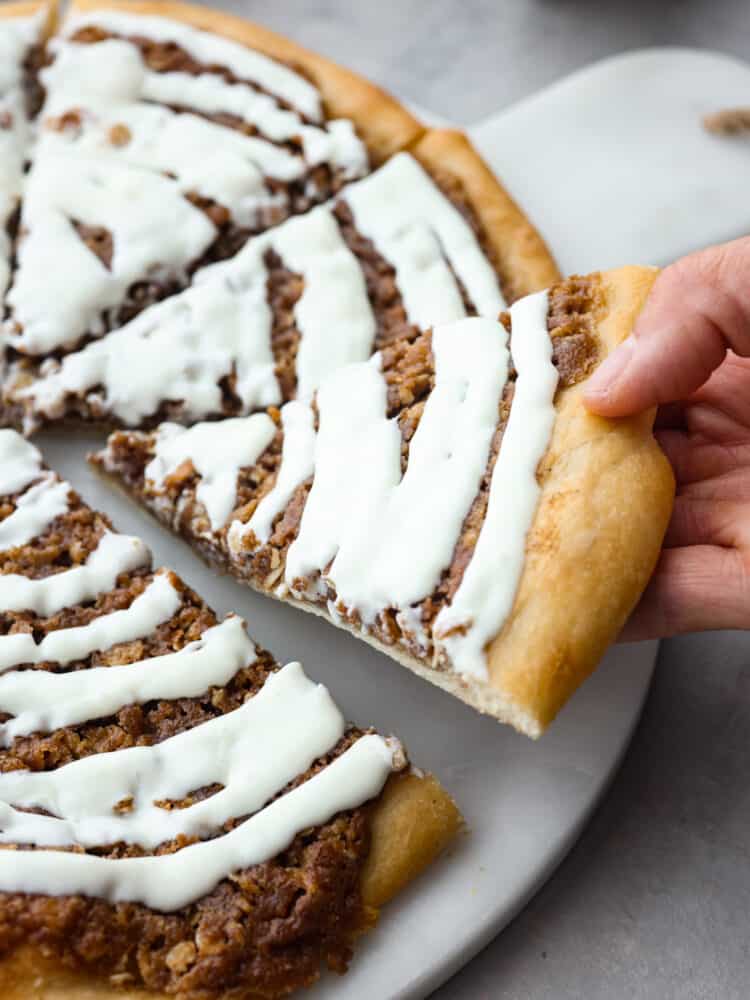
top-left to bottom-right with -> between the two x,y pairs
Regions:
94,267 -> 675,737
7,126 -> 558,433
0,428 -> 461,999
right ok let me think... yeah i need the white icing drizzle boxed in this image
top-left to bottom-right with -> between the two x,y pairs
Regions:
0,430 -> 46,495
0,531 -> 150,616
0,571 -> 181,673
40,40 -> 298,227
41,37 -> 365,194
229,400 -> 316,551
0,10 -> 43,295
64,9 -> 324,121
0,427 -> 396,911
21,274 -> 281,426
262,206 -> 376,401
285,356 -> 394,592
14,153 -> 501,424
286,320 -> 509,621
23,203 -> 375,421
0,733 -> 392,912
141,70 -> 365,176
0,661 -> 341,848
343,152 -> 506,324
5,152 -> 216,354
324,321 -> 508,617
434,291 -> 558,678
145,415 -> 276,531
0,476 -> 71,553
0,614 -> 254,744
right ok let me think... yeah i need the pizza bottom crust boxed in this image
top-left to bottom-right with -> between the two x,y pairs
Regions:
0,772 -> 460,1000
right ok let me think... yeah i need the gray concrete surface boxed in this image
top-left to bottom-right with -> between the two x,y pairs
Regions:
211,2 -> 750,996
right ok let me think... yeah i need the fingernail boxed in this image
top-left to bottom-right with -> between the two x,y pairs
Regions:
586,335 -> 636,399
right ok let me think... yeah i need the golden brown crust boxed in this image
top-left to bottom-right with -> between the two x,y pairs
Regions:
67,0 -> 424,165
0,772 -> 459,1000
485,266 -> 674,733
1,0 -> 56,31
407,128 -> 561,300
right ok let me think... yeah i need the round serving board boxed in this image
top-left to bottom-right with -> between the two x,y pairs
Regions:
38,430 -> 657,999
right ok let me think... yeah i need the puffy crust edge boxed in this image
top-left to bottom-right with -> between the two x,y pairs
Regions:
408,128 -> 561,299
482,265 -> 675,734
1,0 -> 57,35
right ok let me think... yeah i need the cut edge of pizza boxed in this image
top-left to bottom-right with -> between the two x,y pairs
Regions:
93,265 -> 675,738
0,427 -> 461,999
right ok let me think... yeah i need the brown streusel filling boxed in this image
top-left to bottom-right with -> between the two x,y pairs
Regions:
5,166 -> 507,432
0,470 -> 384,998
94,274 -> 603,659
70,26 -> 364,216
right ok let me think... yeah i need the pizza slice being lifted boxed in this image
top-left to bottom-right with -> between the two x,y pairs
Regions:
94,267 -> 674,737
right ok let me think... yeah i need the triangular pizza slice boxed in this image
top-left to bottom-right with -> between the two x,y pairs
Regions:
0,428 -> 460,998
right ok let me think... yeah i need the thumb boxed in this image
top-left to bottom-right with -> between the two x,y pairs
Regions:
585,237 -> 750,418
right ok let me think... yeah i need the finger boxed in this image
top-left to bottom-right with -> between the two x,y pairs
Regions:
663,496 -> 748,548
620,545 -> 750,641
585,237 -> 750,417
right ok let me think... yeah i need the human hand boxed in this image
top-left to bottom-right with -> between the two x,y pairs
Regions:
585,237 -> 750,640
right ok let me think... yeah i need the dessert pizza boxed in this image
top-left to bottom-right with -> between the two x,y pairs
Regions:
95,267 -> 674,736
1,1 -> 557,433
0,429 -> 460,998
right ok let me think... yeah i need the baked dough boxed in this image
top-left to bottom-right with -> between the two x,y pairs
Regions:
1,0 -> 57,33
408,128 -> 560,300
363,266 -> 674,735
0,771 -> 460,1000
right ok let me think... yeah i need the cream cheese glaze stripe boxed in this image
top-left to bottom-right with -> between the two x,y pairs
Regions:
0,476 -> 71,553
0,531 -> 151,616
64,9 -> 326,121
0,615 -> 255,743
5,6 -> 372,356
0,8 -> 44,297
0,571 -> 181,672
0,661 -> 344,848
20,152 -> 504,425
0,430 -> 50,496
145,414 -> 277,532
232,399 -> 316,546
0,735 -> 393,912
434,290 -> 558,676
